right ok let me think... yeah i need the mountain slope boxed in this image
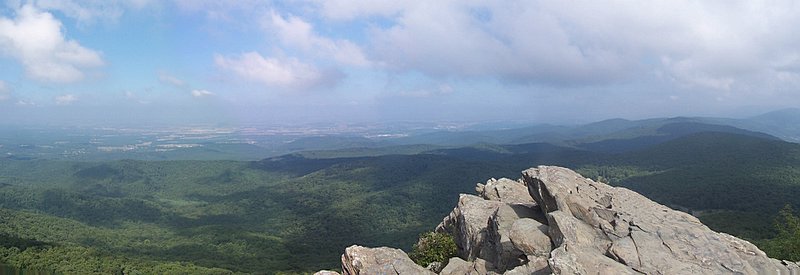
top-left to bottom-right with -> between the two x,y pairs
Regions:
742,108 -> 800,142
575,121 -> 778,152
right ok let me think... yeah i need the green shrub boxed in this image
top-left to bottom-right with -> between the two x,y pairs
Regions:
762,204 -> 800,261
408,232 -> 457,267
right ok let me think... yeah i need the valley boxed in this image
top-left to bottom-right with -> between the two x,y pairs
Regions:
2,111 -> 800,273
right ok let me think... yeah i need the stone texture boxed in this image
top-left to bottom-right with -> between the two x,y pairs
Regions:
548,244 -> 639,275
509,218 -> 551,257
477,178 -> 535,205
340,245 -> 434,275
485,204 -> 541,271
313,271 -> 340,275
436,194 -> 505,260
440,257 -> 496,275
439,257 -> 472,275
502,256 -> 550,275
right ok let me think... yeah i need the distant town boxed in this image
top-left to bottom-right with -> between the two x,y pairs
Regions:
0,121 -> 497,160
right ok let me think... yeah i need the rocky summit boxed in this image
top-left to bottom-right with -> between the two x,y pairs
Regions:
317,166 -> 800,275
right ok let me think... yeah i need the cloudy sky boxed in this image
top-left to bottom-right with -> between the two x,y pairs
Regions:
1,0 -> 799,125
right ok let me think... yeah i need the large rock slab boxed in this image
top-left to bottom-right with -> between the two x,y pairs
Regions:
340,245 -> 434,275
439,257 -> 496,275
508,218 -> 551,258
503,256 -> 550,275
436,194 -> 505,260
477,178 -> 535,205
485,204 -> 543,271
523,165 -> 789,275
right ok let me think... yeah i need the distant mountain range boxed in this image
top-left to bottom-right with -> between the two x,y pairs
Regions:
289,109 -> 798,159
290,108 -> 800,154
2,108 -> 799,162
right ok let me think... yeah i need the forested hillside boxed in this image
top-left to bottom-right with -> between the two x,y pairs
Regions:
2,131 -> 800,273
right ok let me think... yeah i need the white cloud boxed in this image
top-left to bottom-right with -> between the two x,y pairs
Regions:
158,72 -> 185,87
314,1 -> 800,91
313,0 -> 406,20
11,0 -> 156,25
359,1 -> 630,84
172,0 -> 270,23
396,83 -> 456,98
214,52 -> 342,90
191,89 -> 213,97
15,99 -> 34,106
438,84 -> 454,95
660,57 -> 736,90
267,12 -> 370,67
123,90 -> 150,104
30,0 -> 123,24
397,89 -> 434,98
55,94 -> 77,105
0,80 -> 10,101
211,11 -> 367,93
0,5 -> 104,83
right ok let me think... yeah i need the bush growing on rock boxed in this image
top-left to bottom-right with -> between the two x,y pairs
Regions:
408,232 -> 457,267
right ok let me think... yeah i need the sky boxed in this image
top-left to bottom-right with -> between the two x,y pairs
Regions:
1,0 -> 800,126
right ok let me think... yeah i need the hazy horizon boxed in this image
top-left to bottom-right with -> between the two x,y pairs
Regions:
2,1 -> 800,126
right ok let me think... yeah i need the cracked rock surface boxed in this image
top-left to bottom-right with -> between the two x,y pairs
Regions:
330,166 -> 800,275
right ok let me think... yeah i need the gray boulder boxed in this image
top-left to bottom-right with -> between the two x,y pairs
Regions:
509,218 -> 551,258
503,256 -> 550,275
485,204 -> 542,271
477,178 -> 535,205
440,257 -> 496,275
436,194 -> 506,260
340,245 -> 434,275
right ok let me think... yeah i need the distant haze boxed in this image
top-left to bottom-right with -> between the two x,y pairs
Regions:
1,1 -> 799,126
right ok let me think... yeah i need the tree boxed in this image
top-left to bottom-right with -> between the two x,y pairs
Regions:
762,204 -> 800,260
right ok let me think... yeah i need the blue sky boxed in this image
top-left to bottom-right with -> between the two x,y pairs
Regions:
1,1 -> 800,125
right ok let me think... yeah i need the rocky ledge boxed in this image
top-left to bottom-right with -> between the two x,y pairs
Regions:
317,166 -> 800,275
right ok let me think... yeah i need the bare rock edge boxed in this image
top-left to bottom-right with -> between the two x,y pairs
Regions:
317,166 -> 800,275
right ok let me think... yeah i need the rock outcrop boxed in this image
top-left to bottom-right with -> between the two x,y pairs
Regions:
477,178 -> 535,205
340,245 -> 434,275
328,166 -> 800,275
